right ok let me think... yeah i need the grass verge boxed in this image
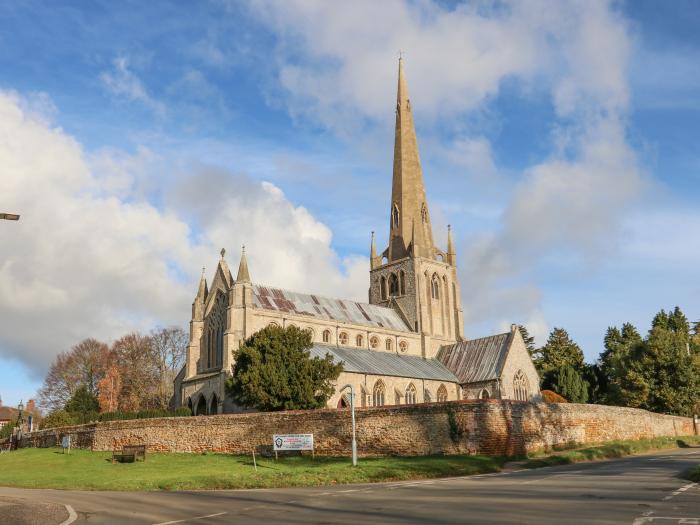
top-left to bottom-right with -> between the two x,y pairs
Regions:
522,436 -> 700,469
0,449 -> 506,491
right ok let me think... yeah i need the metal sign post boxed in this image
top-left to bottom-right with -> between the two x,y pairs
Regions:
340,384 -> 358,466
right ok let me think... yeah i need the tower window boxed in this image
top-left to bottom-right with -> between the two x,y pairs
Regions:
385,338 -> 393,351
380,276 -> 387,300
322,330 -> 331,343
339,332 -> 348,346
356,334 -> 363,347
431,274 -> 440,300
370,336 -> 379,349
399,270 -> 405,295
421,203 -> 428,223
392,203 -> 400,228
389,273 -> 399,296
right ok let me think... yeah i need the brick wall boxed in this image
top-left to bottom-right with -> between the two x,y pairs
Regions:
19,401 -> 697,457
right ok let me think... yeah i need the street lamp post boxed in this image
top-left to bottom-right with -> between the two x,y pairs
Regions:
340,384 -> 358,466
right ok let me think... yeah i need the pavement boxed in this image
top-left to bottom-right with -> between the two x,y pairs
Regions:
0,448 -> 698,524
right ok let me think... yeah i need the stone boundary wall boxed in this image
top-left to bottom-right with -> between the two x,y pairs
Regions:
19,401 -> 697,457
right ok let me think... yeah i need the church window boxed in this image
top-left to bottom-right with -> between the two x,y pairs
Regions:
421,203 -> 428,224
268,321 -> 279,328
437,384 -> 448,403
385,338 -> 393,351
424,389 -> 432,403
405,383 -> 417,404
399,340 -> 408,352
373,380 -> 386,407
356,334 -> 363,347
380,276 -> 387,300
480,389 -> 490,400
431,274 -> 440,300
370,336 -> 379,349
399,270 -> 405,295
339,332 -> 348,346
513,370 -> 529,401
389,273 -> 399,296
392,203 -> 400,228
322,329 -> 331,343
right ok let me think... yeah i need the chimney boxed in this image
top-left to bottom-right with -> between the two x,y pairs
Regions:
26,399 -> 36,413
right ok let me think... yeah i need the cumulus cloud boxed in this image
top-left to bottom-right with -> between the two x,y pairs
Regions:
0,90 -> 365,375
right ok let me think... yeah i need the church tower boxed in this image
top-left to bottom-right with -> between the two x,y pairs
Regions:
369,58 -> 464,357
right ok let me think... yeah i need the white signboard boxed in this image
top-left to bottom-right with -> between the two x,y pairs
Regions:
273,434 -> 313,451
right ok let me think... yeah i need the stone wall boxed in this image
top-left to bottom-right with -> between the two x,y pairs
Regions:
19,401 -> 697,457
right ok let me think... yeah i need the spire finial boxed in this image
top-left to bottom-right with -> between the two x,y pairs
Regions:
447,224 -> 456,266
236,245 -> 251,283
220,247 -> 226,259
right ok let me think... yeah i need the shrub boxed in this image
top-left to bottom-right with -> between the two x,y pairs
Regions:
447,407 -> 464,443
40,410 -> 77,430
0,422 -> 14,439
98,408 -> 191,422
541,390 -> 568,403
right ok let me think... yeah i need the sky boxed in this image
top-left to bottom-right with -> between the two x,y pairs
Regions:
1,0 -> 699,409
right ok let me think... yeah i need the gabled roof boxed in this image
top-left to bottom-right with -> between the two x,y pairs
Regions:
308,344 -> 459,382
251,284 -> 410,332
437,331 -> 514,384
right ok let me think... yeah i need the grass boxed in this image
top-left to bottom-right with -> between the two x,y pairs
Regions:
0,449 -> 506,491
1,436 -> 698,491
522,436 -> 700,469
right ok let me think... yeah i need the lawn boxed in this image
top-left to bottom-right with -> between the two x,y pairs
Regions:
0,449 -> 506,491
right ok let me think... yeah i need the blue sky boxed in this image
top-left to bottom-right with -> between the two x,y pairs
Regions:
0,0 -> 698,409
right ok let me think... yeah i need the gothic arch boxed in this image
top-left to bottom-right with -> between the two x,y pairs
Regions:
195,395 -> 207,416
389,273 -> 399,296
373,380 -> 386,407
380,276 -> 387,300
437,384 -> 448,403
405,383 -> 417,404
513,370 -> 530,401
209,393 -> 219,414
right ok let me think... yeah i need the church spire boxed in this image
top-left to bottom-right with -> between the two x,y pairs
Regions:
236,245 -> 251,283
196,267 -> 208,302
388,57 -> 435,262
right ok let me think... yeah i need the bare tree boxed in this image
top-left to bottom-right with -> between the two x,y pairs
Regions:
112,333 -> 158,412
38,338 -> 111,412
150,326 -> 188,409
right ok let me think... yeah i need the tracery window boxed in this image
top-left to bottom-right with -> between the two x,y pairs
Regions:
513,370 -> 529,401
398,340 -> 408,352
405,383 -> 417,404
385,338 -> 393,351
480,389 -> 490,400
356,334 -> 363,347
370,336 -> 379,349
424,389 -> 431,403
339,332 -> 348,346
437,384 -> 448,403
431,274 -> 440,300
389,273 -> 399,296
322,329 -> 331,343
373,380 -> 386,407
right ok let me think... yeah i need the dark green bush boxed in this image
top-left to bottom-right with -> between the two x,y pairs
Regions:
98,408 -> 191,422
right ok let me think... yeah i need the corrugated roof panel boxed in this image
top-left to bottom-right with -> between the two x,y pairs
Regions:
437,332 -> 512,383
308,344 -> 459,382
251,284 -> 410,332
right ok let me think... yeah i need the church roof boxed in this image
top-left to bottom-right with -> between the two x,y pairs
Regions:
308,344 -> 459,383
437,332 -> 513,384
251,284 -> 411,332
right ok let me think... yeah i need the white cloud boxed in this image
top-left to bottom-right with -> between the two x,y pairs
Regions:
0,90 -> 365,375
100,57 -> 166,116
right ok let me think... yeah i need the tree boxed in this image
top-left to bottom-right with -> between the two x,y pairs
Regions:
543,365 -> 589,403
39,410 -> 76,430
65,385 -> 100,423
599,323 -> 643,405
227,325 -> 343,411
150,326 -> 188,410
38,338 -> 111,412
112,333 -> 159,412
518,325 -> 539,360
97,365 -> 122,413
537,328 -> 585,376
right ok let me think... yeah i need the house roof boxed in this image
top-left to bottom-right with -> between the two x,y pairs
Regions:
0,406 -> 18,421
252,284 -> 410,332
308,344 -> 459,382
437,332 -> 513,384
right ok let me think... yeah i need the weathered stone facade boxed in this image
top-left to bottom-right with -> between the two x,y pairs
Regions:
19,402 -> 697,457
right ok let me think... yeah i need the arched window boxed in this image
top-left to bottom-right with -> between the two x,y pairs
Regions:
405,383 -> 417,404
356,334 -> 363,347
424,389 -> 432,403
339,332 -> 348,346
322,329 -> 331,343
399,270 -> 405,295
210,393 -> 219,415
392,203 -> 400,228
373,380 -> 386,407
513,370 -> 530,401
480,389 -> 490,400
380,276 -> 387,300
431,274 -> 440,300
385,338 -> 393,351
437,384 -> 448,403
421,203 -> 428,224
399,340 -> 408,352
370,336 -> 379,349
389,273 -> 399,296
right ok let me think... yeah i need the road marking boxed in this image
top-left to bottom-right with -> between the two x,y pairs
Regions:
59,505 -> 77,525
633,518 -> 700,524
153,512 -> 227,525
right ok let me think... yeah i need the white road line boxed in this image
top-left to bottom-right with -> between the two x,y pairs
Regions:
59,505 -> 77,525
153,511 -> 227,525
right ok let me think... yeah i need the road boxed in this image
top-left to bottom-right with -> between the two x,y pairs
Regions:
0,448 -> 698,524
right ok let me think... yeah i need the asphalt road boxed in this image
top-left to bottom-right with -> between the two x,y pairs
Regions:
0,448 -> 698,524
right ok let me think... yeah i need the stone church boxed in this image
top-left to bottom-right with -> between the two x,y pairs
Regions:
174,59 -> 541,415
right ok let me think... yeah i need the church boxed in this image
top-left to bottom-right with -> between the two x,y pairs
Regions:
174,59 -> 541,415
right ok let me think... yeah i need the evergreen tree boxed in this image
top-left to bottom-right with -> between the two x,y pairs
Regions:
64,385 -> 100,424
518,325 -> 539,360
599,323 -> 642,405
226,325 -> 343,411
538,328 -> 585,376
544,365 -> 589,403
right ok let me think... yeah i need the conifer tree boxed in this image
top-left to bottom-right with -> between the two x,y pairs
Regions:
538,327 -> 585,375
546,365 -> 589,403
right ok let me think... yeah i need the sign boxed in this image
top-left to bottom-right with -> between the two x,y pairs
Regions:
273,434 -> 313,451
61,435 -> 71,453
